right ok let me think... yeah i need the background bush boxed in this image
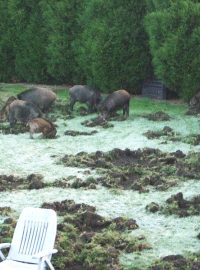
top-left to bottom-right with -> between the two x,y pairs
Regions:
11,0 -> 47,82
75,0 -> 152,93
0,0 -> 200,99
41,0 -> 84,84
145,0 -> 200,99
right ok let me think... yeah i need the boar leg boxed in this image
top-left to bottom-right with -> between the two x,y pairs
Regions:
123,103 -> 129,118
69,97 -> 76,111
8,111 -> 16,127
30,131 -> 34,139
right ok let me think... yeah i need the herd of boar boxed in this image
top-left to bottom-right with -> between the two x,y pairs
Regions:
0,85 -> 131,139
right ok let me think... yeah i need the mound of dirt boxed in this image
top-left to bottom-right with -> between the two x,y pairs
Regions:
149,253 -> 200,270
142,111 -> 171,121
61,148 -> 197,191
0,123 -> 29,135
64,130 -> 98,136
81,117 -> 114,128
144,126 -> 200,146
41,199 -> 147,270
161,192 -> 200,217
146,202 -> 160,213
143,126 -> 176,139
0,174 -> 46,191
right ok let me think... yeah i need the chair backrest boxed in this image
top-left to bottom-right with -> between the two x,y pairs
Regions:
8,207 -> 57,264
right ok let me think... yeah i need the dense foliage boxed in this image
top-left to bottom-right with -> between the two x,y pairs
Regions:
75,0 -> 152,93
41,0 -> 83,84
0,0 -> 200,98
145,0 -> 200,99
0,0 -> 15,82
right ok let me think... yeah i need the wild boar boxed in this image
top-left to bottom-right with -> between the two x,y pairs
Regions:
27,118 -> 57,139
98,89 -> 131,119
7,100 -> 42,127
68,85 -> 101,112
17,87 -> 56,112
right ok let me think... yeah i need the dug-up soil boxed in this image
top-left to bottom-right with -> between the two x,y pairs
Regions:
143,126 -> 200,146
60,148 -> 200,192
0,200 -> 150,270
146,192 -> 200,218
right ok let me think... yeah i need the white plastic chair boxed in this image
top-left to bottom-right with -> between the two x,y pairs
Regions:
0,207 -> 57,270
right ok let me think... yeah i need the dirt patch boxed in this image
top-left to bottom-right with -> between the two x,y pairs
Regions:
41,199 -> 149,270
0,208 -> 17,244
149,253 -> 200,270
0,174 -> 46,191
0,123 -> 29,135
143,126 -> 177,140
53,176 -> 97,190
146,192 -> 200,217
144,127 -> 200,146
161,192 -> 200,217
64,130 -> 98,136
81,117 -> 114,128
60,148 -> 199,191
146,202 -> 160,213
141,111 -> 171,121
181,134 -> 200,146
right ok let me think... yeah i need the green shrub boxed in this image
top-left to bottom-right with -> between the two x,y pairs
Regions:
9,0 -> 47,82
42,0 -> 84,84
0,0 -> 15,81
145,0 -> 200,100
75,0 -> 152,93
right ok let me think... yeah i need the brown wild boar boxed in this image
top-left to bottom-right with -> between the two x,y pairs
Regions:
27,118 -> 57,139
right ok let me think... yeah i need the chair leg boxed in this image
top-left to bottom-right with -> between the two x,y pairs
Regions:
0,251 -> 5,261
38,257 -> 55,270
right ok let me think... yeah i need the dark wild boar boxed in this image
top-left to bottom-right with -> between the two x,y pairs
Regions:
27,118 -> 57,139
17,87 -> 56,112
68,85 -> 101,112
7,100 -> 42,127
99,89 -> 131,120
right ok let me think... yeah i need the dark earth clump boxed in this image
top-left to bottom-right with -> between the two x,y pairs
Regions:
60,148 -> 199,191
0,123 -> 29,135
144,126 -> 200,146
181,134 -> 200,146
148,253 -> 200,270
161,192 -> 200,217
27,174 -> 46,189
81,117 -> 114,128
141,111 -> 171,121
143,126 -> 176,140
0,208 -> 17,244
41,199 -> 149,270
64,130 -> 98,136
0,174 -> 47,191
146,202 -> 160,213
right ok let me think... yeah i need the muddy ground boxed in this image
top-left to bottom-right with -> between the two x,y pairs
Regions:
60,147 -> 200,192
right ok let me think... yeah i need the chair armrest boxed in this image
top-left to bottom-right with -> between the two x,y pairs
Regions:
0,243 -> 11,250
33,249 -> 57,259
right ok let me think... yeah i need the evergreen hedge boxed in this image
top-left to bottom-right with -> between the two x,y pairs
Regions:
75,0 -> 152,93
1,0 -> 200,99
145,0 -> 200,99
